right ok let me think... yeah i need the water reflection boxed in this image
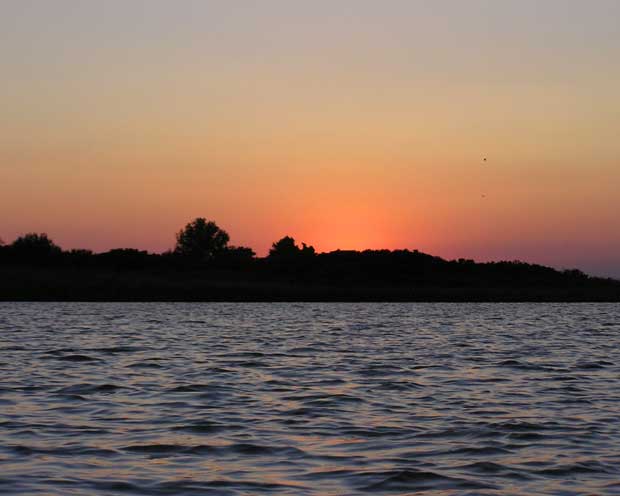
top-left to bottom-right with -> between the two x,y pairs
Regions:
0,302 -> 619,495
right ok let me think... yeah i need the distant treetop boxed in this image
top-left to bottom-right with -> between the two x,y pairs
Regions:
174,218 -> 230,261
269,236 -> 315,259
10,233 -> 61,260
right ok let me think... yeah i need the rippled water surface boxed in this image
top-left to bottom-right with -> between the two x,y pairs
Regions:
1,303 -> 620,495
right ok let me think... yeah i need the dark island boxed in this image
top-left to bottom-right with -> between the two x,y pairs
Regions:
1,218 -> 618,302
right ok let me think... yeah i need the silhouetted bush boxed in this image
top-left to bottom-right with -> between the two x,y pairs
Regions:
8,233 -> 62,265
215,246 -> 256,269
267,236 -> 316,277
96,249 -> 153,270
175,218 -> 230,262
269,236 -> 315,260
0,240 -> 7,265
63,249 -> 94,267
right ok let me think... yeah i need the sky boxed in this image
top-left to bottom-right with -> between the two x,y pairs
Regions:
1,1 -> 619,276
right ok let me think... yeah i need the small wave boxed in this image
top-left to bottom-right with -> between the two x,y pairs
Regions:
92,346 -> 141,354
231,360 -> 265,368
128,361 -> 163,369
576,360 -> 613,370
281,407 -> 323,418
288,346 -> 321,354
171,422 -> 231,434
56,354 -> 100,362
449,445 -> 513,456
494,420 -> 551,432
203,366 -> 236,374
343,426 -> 410,438
360,468 -> 494,491
155,479 -> 300,493
56,383 -> 126,395
0,346 -> 27,352
550,375 -> 579,382
468,409 -> 511,415
507,432 -> 548,441
58,394 -> 88,401
82,480 -> 143,494
374,381 -> 425,391
42,347 -> 78,355
226,351 -> 266,358
10,444 -> 118,457
168,384 -> 215,393
227,443 -> 305,457
495,359 -> 551,371
306,394 -> 364,405
461,461 -> 512,474
123,443 -> 215,456
535,460 -> 614,476
123,442 -> 304,458
358,365 -> 404,377
458,461 -> 531,480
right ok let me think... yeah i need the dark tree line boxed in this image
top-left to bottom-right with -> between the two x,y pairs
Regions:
0,217 -> 616,291
0,218 -> 303,270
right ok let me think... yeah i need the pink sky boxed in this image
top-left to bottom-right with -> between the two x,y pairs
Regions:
2,1 -> 619,277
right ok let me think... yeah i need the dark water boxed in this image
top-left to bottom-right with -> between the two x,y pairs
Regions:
1,303 -> 619,495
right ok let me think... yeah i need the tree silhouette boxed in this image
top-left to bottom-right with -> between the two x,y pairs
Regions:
99,248 -> 152,269
10,233 -> 61,262
269,236 -> 298,258
216,246 -> 256,268
300,242 -> 316,257
175,218 -> 230,261
1,219 -> 617,302
269,236 -> 315,260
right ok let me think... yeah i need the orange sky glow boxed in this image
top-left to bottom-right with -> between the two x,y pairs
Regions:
1,1 -> 619,276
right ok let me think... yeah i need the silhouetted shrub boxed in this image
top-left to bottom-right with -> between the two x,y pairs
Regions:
563,268 -> 588,280
215,246 -> 256,268
64,249 -> 94,267
175,218 -> 230,262
269,236 -> 315,259
0,239 -> 7,264
267,237 -> 316,277
9,233 -> 62,265
97,249 -> 152,270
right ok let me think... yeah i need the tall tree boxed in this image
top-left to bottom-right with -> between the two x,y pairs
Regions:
9,233 -> 62,263
175,218 -> 230,261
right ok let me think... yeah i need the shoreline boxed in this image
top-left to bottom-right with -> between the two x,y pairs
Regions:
3,293 -> 619,303
2,265 -> 618,304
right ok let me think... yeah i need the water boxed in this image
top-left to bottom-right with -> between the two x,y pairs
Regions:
1,303 -> 619,495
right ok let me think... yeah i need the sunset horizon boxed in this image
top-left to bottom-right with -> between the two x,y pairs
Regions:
2,3 -> 620,495
3,1 -> 620,278
3,213 -> 619,279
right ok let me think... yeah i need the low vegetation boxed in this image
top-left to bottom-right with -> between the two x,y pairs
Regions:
1,218 -> 618,301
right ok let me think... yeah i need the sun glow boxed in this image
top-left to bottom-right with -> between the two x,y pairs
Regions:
1,1 -> 620,276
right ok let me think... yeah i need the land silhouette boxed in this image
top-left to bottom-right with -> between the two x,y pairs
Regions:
1,218 -> 618,301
